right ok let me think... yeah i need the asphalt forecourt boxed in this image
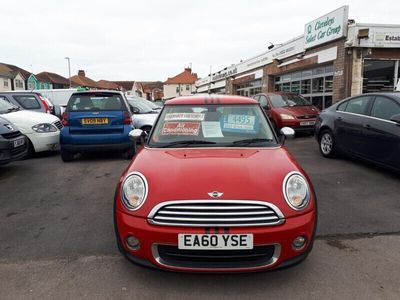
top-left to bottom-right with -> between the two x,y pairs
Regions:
0,138 -> 399,299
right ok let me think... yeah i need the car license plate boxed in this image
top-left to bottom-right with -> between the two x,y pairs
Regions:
81,118 -> 109,125
178,234 -> 253,250
300,121 -> 315,126
13,137 -> 25,148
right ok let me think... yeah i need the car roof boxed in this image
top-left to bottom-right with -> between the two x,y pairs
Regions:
256,92 -> 299,96
165,94 -> 258,105
71,90 -> 124,96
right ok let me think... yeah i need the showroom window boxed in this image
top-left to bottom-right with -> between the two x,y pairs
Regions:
363,59 -> 400,93
235,79 -> 262,97
274,65 -> 333,109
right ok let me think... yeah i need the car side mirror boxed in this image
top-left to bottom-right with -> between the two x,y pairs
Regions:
390,113 -> 400,125
129,129 -> 144,142
265,104 -> 271,110
278,127 -> 295,144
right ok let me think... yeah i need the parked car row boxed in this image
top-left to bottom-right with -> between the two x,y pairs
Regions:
315,92 -> 400,172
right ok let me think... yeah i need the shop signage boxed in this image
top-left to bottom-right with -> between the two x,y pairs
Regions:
304,6 -> 348,49
385,34 -> 400,43
212,67 -> 237,81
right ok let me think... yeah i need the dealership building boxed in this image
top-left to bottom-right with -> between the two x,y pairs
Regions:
195,6 -> 400,109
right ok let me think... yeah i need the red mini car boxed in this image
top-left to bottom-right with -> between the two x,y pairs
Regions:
253,92 -> 320,133
114,94 -> 317,272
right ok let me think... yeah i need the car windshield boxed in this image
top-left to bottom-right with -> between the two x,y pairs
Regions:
127,100 -> 154,114
148,104 -> 277,148
0,99 -> 19,113
270,94 -> 311,107
67,93 -> 124,111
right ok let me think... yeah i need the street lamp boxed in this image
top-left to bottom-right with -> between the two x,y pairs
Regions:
65,57 -> 71,88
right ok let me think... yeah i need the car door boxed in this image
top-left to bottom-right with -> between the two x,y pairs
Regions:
361,95 -> 400,169
335,95 -> 372,155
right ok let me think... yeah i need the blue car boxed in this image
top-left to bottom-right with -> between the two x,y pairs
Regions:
60,91 -> 135,162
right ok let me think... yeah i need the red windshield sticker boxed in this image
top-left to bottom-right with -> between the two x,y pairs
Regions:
161,122 -> 201,136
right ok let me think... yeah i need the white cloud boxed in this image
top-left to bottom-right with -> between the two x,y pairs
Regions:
0,0 -> 399,81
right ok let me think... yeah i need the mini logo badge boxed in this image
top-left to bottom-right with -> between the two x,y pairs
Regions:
208,191 -> 223,198
4,124 -> 13,131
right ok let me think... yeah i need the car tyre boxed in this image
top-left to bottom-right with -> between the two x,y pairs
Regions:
319,129 -> 336,158
61,148 -> 74,162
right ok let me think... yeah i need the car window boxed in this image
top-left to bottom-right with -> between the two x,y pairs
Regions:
0,99 -> 17,112
259,95 -> 268,107
0,96 -> 9,103
148,104 -> 276,148
127,100 -> 153,113
269,94 -> 311,107
370,96 -> 400,121
68,94 -> 124,111
337,101 -> 348,111
343,96 -> 370,115
13,95 -> 41,109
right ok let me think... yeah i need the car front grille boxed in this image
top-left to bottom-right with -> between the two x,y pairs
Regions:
53,120 -> 63,130
2,131 -> 22,139
148,200 -> 285,227
297,115 -> 317,120
153,244 -> 280,269
11,144 -> 27,156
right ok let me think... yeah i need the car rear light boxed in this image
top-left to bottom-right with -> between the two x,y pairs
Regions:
124,111 -> 132,125
62,112 -> 69,126
39,95 -> 50,113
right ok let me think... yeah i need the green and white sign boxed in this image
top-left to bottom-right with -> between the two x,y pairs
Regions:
304,6 -> 348,49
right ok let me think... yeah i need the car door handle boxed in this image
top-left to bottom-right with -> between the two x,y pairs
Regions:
363,124 -> 371,129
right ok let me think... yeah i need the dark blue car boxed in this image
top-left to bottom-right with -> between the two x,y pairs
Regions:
60,91 -> 135,162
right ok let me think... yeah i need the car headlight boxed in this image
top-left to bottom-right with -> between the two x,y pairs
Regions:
283,172 -> 310,210
121,172 -> 148,211
32,123 -> 57,133
280,114 -> 295,120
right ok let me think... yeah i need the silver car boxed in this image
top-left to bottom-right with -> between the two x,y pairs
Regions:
127,99 -> 159,134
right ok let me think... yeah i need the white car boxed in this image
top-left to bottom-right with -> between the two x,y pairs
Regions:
0,99 -> 61,154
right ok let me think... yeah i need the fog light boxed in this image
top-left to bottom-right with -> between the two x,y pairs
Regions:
292,236 -> 306,249
125,236 -> 140,250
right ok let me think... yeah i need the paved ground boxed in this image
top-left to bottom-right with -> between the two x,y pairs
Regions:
0,137 -> 399,299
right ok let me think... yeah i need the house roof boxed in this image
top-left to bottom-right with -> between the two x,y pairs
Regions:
164,68 -> 198,85
36,72 -> 70,85
0,63 -> 31,80
70,75 -> 98,88
139,81 -> 163,93
112,81 -> 135,91
97,80 -> 119,90
0,64 -> 14,78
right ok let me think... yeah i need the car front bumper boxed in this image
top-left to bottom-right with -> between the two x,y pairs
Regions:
115,209 -> 316,273
27,131 -> 60,152
0,136 -> 28,165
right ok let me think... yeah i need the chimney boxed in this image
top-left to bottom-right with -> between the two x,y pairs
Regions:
78,70 -> 86,77
184,67 -> 192,73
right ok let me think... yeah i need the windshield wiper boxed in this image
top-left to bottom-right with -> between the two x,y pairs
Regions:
7,107 -> 19,112
230,138 -> 273,146
161,140 -> 217,148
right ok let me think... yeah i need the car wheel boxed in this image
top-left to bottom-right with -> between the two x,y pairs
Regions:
319,130 -> 336,158
60,148 -> 74,162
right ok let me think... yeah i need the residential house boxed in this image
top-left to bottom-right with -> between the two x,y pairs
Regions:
163,67 -> 197,99
36,72 -> 70,89
27,74 -> 40,90
139,81 -> 163,100
70,70 -> 98,89
97,80 -> 119,90
112,81 -> 144,96
0,64 -> 26,91
0,63 -> 30,90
